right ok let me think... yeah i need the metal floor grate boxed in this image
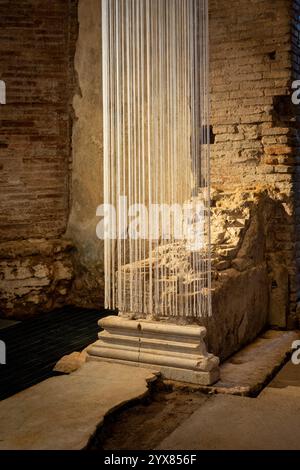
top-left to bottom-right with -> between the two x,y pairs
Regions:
0,307 -> 108,401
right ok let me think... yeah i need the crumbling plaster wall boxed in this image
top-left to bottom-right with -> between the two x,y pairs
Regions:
66,0 -> 105,308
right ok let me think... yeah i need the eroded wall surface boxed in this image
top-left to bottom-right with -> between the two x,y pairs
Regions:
66,0 -> 104,308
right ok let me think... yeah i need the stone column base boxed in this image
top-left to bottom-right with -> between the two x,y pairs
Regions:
87,316 -> 220,385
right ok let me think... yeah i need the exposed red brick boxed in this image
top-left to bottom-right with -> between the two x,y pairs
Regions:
0,0 -> 78,241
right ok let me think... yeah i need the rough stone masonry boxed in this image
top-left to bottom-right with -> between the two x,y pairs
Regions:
0,1 -> 300,361
209,0 -> 300,330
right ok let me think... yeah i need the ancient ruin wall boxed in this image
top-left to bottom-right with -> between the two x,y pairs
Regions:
210,0 -> 299,327
0,0 -> 78,240
210,0 -> 292,190
66,0 -> 300,331
2,0 -> 300,332
0,0 -> 78,317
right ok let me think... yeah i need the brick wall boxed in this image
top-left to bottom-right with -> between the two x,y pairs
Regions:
210,0 -> 293,189
0,0 -> 78,241
0,1 -> 78,318
209,0 -> 300,325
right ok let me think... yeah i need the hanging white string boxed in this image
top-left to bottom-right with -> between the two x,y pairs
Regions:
102,0 -> 211,319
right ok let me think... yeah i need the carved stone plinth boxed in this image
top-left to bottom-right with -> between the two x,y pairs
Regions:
87,316 -> 220,385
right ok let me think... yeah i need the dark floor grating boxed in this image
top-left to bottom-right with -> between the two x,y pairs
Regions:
0,307 -> 109,401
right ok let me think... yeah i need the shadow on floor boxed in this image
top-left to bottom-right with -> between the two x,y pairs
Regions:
0,307 -> 109,401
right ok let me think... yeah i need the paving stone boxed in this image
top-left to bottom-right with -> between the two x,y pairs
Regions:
158,362 -> 300,450
0,362 -> 158,450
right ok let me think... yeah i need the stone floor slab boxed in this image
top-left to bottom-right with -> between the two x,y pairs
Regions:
158,393 -> 300,450
166,330 -> 300,395
158,360 -> 300,450
0,362 -> 158,450
215,330 -> 300,395
265,360 -> 300,390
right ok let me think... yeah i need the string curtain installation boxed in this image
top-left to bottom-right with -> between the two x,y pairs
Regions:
102,0 -> 211,319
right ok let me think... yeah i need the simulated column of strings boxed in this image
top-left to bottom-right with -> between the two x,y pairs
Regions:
102,0 -> 211,318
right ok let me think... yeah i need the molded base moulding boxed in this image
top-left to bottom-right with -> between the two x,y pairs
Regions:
87,316 -> 220,385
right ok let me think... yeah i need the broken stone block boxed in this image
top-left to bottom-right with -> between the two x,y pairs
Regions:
53,350 -> 87,374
